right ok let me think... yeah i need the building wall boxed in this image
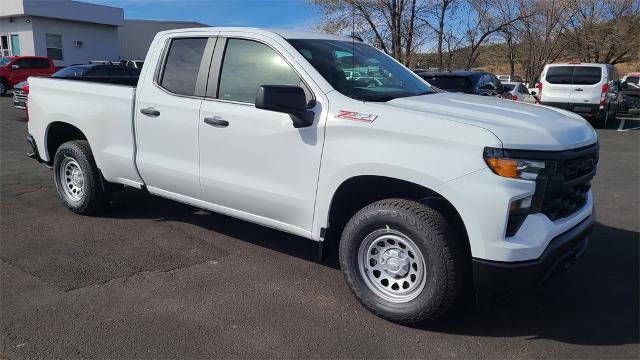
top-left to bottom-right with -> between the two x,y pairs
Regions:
0,16 -> 35,56
118,20 -> 207,60
1,0 -> 123,26
31,17 -> 119,66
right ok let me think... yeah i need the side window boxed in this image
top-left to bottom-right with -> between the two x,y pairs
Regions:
478,75 -> 494,90
15,59 -> 32,68
46,34 -> 63,60
518,84 -> 529,93
491,76 -> 502,91
159,38 -> 208,96
31,59 -> 51,68
218,38 -> 302,103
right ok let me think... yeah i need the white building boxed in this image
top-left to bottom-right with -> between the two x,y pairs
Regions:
0,0 -> 123,66
119,19 -> 206,60
0,0 -> 207,66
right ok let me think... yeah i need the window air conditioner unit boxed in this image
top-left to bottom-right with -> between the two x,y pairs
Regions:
73,40 -> 84,47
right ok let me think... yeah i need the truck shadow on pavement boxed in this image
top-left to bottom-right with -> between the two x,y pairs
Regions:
102,188 -> 639,347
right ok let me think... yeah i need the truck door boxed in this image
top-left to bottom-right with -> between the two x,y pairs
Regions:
134,36 -> 215,198
197,35 -> 326,236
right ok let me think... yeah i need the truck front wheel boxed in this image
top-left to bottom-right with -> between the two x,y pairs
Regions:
339,199 -> 464,325
53,140 -> 108,215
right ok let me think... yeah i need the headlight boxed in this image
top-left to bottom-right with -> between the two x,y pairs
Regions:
483,148 -> 546,180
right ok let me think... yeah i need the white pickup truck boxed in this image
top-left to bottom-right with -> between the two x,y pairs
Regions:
26,28 -> 598,324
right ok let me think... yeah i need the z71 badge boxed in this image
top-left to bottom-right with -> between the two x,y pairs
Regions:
336,110 -> 378,123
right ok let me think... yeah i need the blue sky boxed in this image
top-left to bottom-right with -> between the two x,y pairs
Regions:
83,0 -> 321,29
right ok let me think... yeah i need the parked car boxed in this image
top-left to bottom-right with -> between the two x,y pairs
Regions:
497,74 -> 523,82
418,71 -> 511,98
502,81 -> 538,103
617,80 -> 640,117
621,72 -> 640,89
13,64 -> 139,109
0,56 -> 56,95
538,62 -> 620,128
120,59 -> 144,69
26,28 -> 598,325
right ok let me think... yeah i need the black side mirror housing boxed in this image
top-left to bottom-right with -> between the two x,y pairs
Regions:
255,85 -> 314,128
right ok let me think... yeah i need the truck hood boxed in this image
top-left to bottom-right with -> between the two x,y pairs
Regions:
384,93 -> 597,151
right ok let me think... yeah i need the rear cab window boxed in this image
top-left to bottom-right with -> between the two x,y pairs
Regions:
158,37 -> 208,96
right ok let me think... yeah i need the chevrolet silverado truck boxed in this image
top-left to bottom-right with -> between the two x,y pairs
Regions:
26,28 -> 598,324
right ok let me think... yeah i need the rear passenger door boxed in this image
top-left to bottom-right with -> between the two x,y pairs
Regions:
135,36 -> 215,199
197,34 -> 326,235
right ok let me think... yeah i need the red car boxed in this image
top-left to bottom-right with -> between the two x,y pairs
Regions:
0,56 -> 57,95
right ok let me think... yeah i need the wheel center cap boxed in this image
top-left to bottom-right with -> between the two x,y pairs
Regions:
71,169 -> 83,187
380,249 -> 410,278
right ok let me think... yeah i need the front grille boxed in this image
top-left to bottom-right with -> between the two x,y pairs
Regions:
541,181 -> 591,221
536,144 -> 598,221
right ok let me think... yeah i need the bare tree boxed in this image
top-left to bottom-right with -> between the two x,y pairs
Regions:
419,0 -> 457,70
565,0 -> 640,64
515,0 -> 576,84
311,0 -> 428,66
460,0 -> 531,70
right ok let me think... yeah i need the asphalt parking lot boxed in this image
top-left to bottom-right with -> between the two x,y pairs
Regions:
1,95 -> 638,359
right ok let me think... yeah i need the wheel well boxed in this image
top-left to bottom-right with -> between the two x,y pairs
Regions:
325,176 -> 470,258
46,122 -> 87,162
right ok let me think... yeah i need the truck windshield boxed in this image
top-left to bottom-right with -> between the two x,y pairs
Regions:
0,58 -> 12,66
287,39 -> 434,102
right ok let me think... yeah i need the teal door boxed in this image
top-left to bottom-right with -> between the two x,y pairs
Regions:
10,35 -> 20,56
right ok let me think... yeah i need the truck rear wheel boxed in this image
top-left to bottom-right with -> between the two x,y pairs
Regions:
339,199 -> 464,325
53,140 -> 108,215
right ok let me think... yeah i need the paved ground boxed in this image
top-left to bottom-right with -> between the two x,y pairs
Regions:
1,95 -> 638,359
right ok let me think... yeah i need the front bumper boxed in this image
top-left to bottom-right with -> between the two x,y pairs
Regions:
472,213 -> 593,295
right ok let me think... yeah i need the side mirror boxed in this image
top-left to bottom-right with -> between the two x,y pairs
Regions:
530,90 -> 537,95
255,85 -> 314,128
11,65 -> 20,70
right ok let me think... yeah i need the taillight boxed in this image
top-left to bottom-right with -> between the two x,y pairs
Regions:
511,94 -> 518,101
23,83 -> 29,94
536,82 -> 543,96
599,83 -> 608,106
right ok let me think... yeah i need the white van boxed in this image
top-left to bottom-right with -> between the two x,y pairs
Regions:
538,63 -> 620,128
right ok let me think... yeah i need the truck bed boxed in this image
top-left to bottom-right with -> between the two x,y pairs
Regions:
27,76 -> 144,187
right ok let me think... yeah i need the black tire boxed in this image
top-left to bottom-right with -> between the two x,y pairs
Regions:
0,79 -> 7,96
53,140 -> 109,215
339,198 -> 465,325
594,107 -> 610,129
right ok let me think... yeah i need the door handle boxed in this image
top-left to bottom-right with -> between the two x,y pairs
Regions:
574,88 -> 584,91
140,107 -> 160,117
204,117 -> 229,127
